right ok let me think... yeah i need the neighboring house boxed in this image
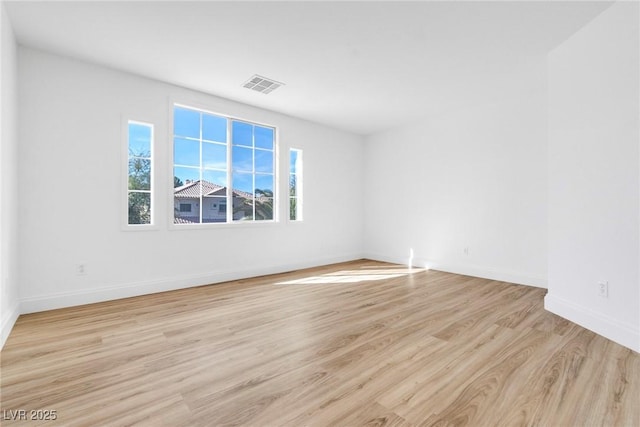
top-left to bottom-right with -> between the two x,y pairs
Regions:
174,180 -> 270,223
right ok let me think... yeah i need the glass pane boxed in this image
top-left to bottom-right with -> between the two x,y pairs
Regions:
128,192 -> 151,225
128,158 -> 150,190
290,197 -> 297,221
174,137 -> 200,167
255,150 -> 273,174
232,121 -> 253,146
174,197 -> 201,224
255,198 -> 274,221
174,107 -> 200,138
289,175 -> 297,196
290,150 -> 299,173
202,196 -> 227,223
232,146 -> 253,172
128,123 -> 151,157
202,169 -> 227,190
255,126 -> 274,150
202,142 -> 227,170
255,174 -> 274,195
232,172 -> 254,195
173,166 -> 199,188
232,176 -> 253,222
202,114 -> 227,143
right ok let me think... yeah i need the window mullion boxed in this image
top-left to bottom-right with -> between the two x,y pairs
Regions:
252,126 -> 256,221
227,120 -> 233,223
199,112 -> 204,224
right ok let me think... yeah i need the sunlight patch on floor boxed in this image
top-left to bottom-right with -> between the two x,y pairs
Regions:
275,267 -> 424,285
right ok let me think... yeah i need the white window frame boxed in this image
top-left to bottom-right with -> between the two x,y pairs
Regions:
123,118 -> 157,230
289,148 -> 303,222
170,102 -> 279,228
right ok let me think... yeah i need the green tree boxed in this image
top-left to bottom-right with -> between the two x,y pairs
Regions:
128,152 -> 151,224
255,189 -> 274,220
289,175 -> 297,220
174,176 -> 183,188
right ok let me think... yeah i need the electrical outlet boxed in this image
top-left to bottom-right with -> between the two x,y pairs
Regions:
76,264 -> 87,276
597,281 -> 608,298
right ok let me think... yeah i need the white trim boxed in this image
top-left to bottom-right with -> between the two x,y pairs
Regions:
169,100 -> 279,228
545,293 -> 640,353
19,253 -> 363,314
363,252 -> 547,288
122,117 -> 158,231
168,220 -> 279,231
289,148 -> 303,222
1,300 -> 20,350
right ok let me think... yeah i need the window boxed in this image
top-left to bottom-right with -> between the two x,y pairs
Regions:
289,149 -> 303,221
173,105 -> 276,224
127,121 -> 153,225
179,203 -> 192,213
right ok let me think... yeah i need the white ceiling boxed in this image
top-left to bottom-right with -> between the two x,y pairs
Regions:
5,1 -> 612,135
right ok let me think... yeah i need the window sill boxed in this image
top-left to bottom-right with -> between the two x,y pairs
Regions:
168,220 -> 279,231
122,224 -> 160,232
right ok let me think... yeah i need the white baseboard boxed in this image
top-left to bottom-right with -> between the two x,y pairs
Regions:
19,253 -> 364,314
363,252 -> 547,288
1,300 -> 20,350
545,293 -> 640,353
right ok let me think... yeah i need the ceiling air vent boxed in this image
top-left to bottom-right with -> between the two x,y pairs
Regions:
242,75 -> 284,94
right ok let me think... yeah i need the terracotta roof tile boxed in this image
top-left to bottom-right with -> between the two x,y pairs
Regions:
174,180 -> 262,200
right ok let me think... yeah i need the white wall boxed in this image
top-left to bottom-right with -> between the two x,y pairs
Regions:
363,62 -> 548,287
546,2 -> 639,352
17,47 -> 364,313
0,1 -> 20,349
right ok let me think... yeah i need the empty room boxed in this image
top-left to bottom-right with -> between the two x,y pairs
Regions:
1,0 -> 638,425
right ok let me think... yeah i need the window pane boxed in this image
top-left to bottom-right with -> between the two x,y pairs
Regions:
127,121 -> 153,226
203,196 -> 227,223
233,171 -> 254,195
202,142 -> 227,170
254,126 -> 274,150
202,169 -> 227,189
289,175 -> 297,196
232,179 -> 253,222
232,121 -> 253,146
290,197 -> 297,221
173,166 -> 199,188
255,198 -> 273,221
128,192 -> 151,225
174,107 -> 200,138
128,123 -> 151,156
174,138 -> 200,167
128,158 -> 151,190
255,174 -> 274,195
255,150 -> 273,174
174,198 -> 200,224
232,146 -> 253,172
202,114 -> 227,143
289,149 -> 302,221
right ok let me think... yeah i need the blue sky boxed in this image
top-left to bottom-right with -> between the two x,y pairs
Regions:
173,106 -> 274,195
128,122 -> 151,157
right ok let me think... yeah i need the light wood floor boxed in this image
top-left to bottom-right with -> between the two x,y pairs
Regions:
1,260 -> 638,426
